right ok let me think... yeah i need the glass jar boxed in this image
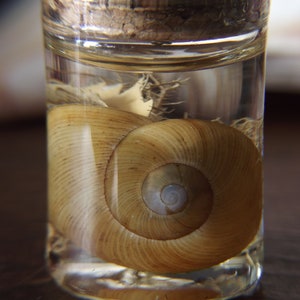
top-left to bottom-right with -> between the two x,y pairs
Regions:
42,1 -> 270,299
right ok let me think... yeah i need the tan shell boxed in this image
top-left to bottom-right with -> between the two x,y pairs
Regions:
48,104 -> 262,273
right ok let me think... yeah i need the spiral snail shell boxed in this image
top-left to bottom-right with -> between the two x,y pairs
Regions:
48,104 -> 262,273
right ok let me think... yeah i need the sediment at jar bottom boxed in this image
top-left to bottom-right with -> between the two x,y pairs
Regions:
48,104 -> 263,274
47,223 -> 263,300
65,282 -> 221,300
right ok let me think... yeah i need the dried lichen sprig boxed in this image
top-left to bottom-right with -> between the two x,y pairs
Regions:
231,117 -> 263,153
46,74 -> 185,119
46,81 -> 108,107
212,116 -> 263,152
46,76 -> 153,116
145,74 -> 186,120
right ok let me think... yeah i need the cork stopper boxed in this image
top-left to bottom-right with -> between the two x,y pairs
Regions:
43,0 -> 270,42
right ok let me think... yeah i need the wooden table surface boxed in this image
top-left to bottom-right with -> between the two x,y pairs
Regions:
0,92 -> 299,300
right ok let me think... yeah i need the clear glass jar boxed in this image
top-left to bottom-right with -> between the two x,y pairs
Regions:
42,1 -> 270,299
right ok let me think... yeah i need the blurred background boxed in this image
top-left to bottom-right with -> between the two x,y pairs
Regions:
0,0 -> 299,121
0,2 -> 299,298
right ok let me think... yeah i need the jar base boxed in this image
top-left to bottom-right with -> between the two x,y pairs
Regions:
47,227 -> 263,300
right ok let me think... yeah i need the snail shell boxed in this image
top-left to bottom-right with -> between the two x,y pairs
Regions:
48,105 -> 262,273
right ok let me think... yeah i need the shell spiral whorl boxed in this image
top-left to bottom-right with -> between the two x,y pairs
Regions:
105,122 -> 215,241
142,164 -> 211,217
160,183 -> 188,213
48,105 -> 262,273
